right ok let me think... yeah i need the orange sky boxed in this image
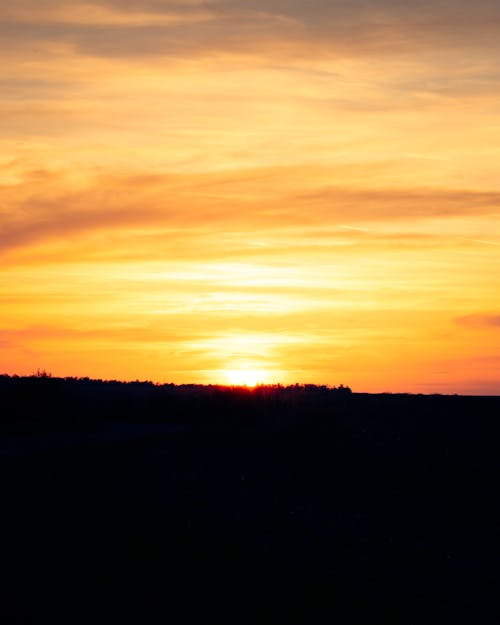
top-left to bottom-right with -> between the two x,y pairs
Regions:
2,1 -> 500,393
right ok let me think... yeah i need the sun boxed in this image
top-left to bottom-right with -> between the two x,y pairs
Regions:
224,367 -> 267,387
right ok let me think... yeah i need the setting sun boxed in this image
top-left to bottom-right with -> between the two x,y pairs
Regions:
223,368 -> 269,388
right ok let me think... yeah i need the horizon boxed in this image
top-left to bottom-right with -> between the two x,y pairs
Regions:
3,371 -> 500,397
2,1 -> 500,395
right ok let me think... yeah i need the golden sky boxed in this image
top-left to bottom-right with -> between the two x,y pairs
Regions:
2,0 -> 500,393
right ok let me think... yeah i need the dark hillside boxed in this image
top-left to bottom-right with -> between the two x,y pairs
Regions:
1,376 -> 499,623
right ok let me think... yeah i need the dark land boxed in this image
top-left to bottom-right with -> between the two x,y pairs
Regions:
1,374 -> 499,623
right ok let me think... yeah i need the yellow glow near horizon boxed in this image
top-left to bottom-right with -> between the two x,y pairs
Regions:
223,367 -> 270,388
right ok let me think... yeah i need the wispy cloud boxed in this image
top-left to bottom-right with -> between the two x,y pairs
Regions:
3,165 -> 500,258
456,314 -> 500,329
3,0 -> 500,60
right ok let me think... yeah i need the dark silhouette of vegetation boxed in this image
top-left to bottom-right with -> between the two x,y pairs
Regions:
1,374 -> 498,624
0,374 -> 353,434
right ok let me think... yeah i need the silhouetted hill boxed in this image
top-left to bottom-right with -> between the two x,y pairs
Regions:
1,375 -> 499,623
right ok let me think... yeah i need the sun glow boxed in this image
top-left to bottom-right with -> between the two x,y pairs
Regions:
224,367 -> 269,388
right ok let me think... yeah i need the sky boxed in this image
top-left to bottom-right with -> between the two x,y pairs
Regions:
2,0 -> 500,393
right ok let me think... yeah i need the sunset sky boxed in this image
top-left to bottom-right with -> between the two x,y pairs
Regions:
2,0 -> 500,393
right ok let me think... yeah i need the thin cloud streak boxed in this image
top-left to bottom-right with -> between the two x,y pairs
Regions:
456,314 -> 500,329
3,166 -> 500,256
3,1 -> 500,59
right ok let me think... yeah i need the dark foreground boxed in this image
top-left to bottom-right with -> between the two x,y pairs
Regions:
1,377 -> 499,623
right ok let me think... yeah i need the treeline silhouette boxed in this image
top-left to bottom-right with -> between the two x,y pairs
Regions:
0,373 -> 352,434
1,372 -> 499,440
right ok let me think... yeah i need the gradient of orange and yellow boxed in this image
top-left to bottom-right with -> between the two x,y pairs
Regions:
2,1 -> 500,393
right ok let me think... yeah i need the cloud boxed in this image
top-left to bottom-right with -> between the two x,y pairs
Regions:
291,187 -> 500,221
2,0 -> 500,61
2,162 -> 500,262
0,323 -> 213,345
456,314 -> 500,329
0,1 -> 214,26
